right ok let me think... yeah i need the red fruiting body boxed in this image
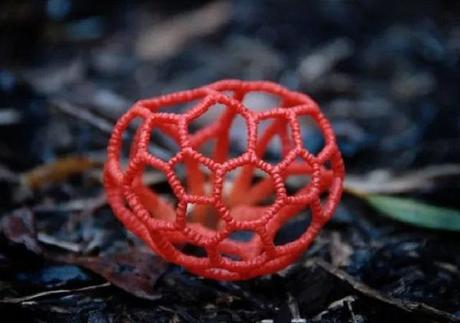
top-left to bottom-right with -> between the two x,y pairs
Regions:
104,80 -> 345,280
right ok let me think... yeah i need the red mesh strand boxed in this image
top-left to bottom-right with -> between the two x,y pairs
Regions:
104,80 -> 345,280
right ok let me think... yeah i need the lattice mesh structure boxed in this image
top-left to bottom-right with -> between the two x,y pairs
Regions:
104,80 -> 345,280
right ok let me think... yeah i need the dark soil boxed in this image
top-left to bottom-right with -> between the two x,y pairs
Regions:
0,1 -> 459,322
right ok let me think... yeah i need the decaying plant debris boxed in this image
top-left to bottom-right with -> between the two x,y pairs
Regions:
0,1 -> 459,322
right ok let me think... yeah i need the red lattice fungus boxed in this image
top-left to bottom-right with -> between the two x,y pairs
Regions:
104,80 -> 345,280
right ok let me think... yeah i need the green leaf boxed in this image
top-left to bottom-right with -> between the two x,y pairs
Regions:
365,194 -> 460,231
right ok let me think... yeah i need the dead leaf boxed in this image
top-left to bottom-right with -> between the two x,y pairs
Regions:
1,208 -> 167,301
136,1 -> 231,60
21,156 -> 99,190
0,208 -> 42,254
64,249 -> 167,301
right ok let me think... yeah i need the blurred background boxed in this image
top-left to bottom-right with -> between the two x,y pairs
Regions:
1,1 -> 459,322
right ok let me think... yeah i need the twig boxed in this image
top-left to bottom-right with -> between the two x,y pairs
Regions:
51,99 -> 113,134
0,282 -> 111,304
37,232 -> 83,253
52,99 -> 174,160
313,295 -> 357,321
33,196 -> 106,214
345,164 -> 460,195
346,298 -> 358,323
287,293 -> 306,323
306,258 -> 460,322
